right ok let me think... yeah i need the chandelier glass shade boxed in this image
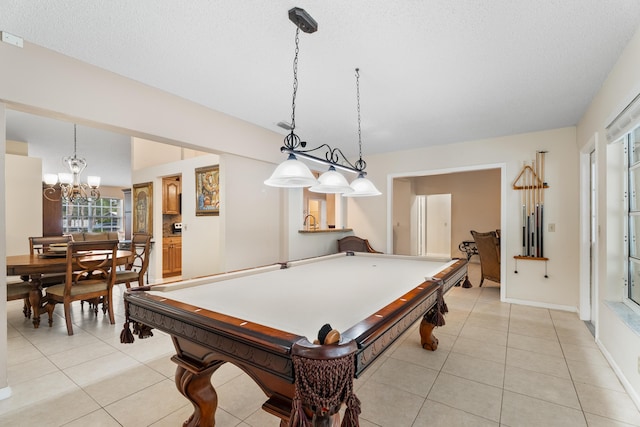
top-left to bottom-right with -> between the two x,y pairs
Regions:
310,166 -> 353,194
42,124 -> 101,203
344,172 -> 381,197
263,153 -> 318,188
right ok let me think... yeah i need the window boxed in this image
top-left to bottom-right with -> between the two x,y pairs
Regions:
62,197 -> 123,234
607,92 -> 640,310
627,126 -> 640,307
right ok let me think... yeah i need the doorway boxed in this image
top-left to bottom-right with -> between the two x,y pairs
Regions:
392,167 -> 501,261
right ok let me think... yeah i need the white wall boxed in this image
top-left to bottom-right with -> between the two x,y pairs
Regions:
132,154 -> 221,281
0,104 -> 9,398
5,154 -> 42,255
0,41 -> 283,165
131,151 -> 286,280
393,179 -> 413,255
577,24 -> 640,405
221,154 -> 283,271
347,127 -> 580,309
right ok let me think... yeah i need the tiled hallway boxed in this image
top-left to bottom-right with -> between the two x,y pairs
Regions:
3,263 -> 640,426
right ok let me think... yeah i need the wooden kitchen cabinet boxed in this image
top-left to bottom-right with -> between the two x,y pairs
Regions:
162,177 -> 181,214
162,236 -> 182,277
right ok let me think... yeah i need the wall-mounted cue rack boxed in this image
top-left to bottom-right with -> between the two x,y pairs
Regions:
512,151 -> 549,277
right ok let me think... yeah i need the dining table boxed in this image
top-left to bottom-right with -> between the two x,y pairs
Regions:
6,249 -> 133,328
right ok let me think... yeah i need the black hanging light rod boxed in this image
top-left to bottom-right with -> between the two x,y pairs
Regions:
280,145 -> 366,176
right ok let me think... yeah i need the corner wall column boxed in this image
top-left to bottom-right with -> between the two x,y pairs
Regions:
0,102 -> 12,400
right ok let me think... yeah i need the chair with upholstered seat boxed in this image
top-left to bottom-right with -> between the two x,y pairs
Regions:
337,235 -> 382,253
7,278 -> 32,318
470,230 -> 500,287
29,235 -> 73,287
29,235 -> 73,254
43,240 -> 119,335
115,233 -> 151,289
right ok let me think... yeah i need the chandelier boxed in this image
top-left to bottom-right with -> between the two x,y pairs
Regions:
264,7 -> 381,197
43,124 -> 101,203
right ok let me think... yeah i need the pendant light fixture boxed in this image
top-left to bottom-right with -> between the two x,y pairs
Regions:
43,124 -> 101,203
265,8 -> 379,196
344,68 -> 381,197
264,7 -> 319,188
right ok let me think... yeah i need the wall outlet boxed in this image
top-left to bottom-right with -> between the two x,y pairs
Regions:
548,223 -> 556,232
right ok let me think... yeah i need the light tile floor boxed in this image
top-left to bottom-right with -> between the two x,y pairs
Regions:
3,263 -> 640,426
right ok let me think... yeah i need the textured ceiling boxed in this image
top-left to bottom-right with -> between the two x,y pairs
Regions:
2,1 -> 640,186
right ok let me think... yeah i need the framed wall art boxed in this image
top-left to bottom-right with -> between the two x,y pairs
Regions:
132,182 -> 153,235
195,165 -> 220,216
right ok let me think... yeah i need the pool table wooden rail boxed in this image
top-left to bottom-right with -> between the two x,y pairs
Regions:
343,258 -> 467,375
126,292 -> 302,379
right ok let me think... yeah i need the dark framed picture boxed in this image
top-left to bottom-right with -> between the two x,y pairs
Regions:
195,165 -> 220,216
132,182 -> 153,235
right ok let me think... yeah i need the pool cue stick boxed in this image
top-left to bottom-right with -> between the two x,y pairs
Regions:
540,151 -> 547,257
540,199 -> 544,257
524,167 -> 529,256
539,151 -> 544,257
530,161 -> 535,257
527,165 -> 532,256
522,173 -> 526,256
533,155 -> 537,257
536,152 -> 541,257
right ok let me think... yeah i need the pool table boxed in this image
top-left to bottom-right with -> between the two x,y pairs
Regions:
123,252 -> 467,426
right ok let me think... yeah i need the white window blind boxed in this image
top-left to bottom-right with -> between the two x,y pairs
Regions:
607,92 -> 640,143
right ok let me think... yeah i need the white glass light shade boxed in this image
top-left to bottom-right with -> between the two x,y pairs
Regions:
309,166 -> 354,194
43,174 -> 58,186
87,175 -> 101,188
343,173 -> 382,197
58,173 -> 73,185
264,154 -> 319,188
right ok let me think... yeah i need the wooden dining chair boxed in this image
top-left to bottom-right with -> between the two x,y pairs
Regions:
29,235 -> 73,287
115,233 -> 151,289
29,235 -> 73,254
43,240 -> 119,335
6,278 -> 32,318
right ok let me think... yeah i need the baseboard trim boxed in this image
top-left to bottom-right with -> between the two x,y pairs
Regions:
596,337 -> 640,411
502,297 -> 577,313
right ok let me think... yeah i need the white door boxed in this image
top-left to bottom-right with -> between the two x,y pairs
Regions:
412,195 -> 426,256
426,194 -> 452,258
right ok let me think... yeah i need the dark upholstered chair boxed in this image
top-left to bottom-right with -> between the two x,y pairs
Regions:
337,236 -> 382,253
115,233 -> 151,289
470,230 -> 500,287
44,240 -> 119,335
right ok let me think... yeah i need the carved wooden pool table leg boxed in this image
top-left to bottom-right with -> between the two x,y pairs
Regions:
419,319 -> 439,351
172,355 -> 224,427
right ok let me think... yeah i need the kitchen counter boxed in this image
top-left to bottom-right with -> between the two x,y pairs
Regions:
298,228 -> 353,234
